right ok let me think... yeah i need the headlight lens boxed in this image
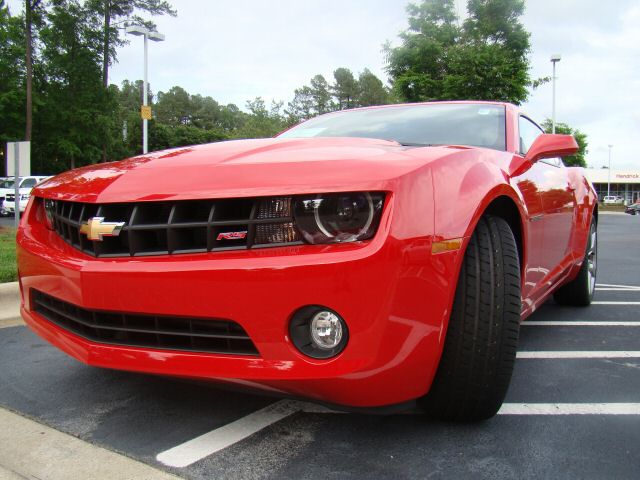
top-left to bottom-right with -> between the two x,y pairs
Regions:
294,192 -> 385,244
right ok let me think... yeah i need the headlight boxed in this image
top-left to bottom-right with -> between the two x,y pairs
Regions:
20,194 -> 30,201
294,192 -> 385,244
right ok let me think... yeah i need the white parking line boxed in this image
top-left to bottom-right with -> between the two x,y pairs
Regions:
595,288 -> 640,291
157,400 -> 302,468
498,403 -> 640,415
517,351 -> 640,359
592,301 -> 640,305
523,321 -> 640,326
596,283 -> 640,289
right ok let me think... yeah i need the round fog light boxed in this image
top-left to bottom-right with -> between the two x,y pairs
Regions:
310,311 -> 342,349
289,305 -> 349,359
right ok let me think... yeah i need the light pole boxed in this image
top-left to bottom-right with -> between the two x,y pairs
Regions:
607,144 -> 613,197
550,54 -> 561,134
125,26 -> 165,154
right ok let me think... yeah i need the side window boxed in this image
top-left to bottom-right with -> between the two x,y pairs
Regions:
518,116 -> 544,155
20,178 -> 37,188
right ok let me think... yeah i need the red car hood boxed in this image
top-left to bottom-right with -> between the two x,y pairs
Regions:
34,137 -> 469,203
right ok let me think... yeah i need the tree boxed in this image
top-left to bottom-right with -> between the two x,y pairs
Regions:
37,0 -> 112,170
541,119 -> 588,167
386,0 -> 533,104
286,74 -> 334,124
286,85 -> 315,123
85,0 -> 176,88
332,68 -> 359,109
0,0 -> 26,151
385,0 -> 459,102
155,85 -> 192,126
309,74 -> 333,114
236,97 -> 286,139
24,0 -> 44,141
357,68 -> 390,106
85,0 -> 175,161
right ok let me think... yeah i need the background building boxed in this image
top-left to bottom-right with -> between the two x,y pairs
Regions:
584,169 -> 640,204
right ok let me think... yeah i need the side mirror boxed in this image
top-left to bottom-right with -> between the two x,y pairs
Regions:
509,134 -> 579,177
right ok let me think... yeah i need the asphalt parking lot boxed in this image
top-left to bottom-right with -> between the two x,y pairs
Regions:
0,216 -> 16,228
1,213 -> 639,479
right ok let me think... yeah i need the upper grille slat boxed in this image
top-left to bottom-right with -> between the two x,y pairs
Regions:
49,198 -> 301,257
32,290 -> 259,356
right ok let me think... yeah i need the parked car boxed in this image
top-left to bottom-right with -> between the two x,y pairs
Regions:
625,203 -> 640,215
17,102 -> 597,421
602,195 -> 624,205
0,176 -> 49,215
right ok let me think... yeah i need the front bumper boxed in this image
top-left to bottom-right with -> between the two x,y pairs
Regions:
17,196 -> 461,407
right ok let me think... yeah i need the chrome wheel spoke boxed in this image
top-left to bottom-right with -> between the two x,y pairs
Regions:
587,228 -> 597,294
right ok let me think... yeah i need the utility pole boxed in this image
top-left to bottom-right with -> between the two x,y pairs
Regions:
550,54 -> 561,134
125,26 -> 165,154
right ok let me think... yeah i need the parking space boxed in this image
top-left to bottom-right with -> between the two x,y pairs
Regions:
1,214 -> 639,479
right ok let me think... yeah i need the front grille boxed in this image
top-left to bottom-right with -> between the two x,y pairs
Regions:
5,194 -> 14,202
48,197 -> 302,257
32,290 -> 259,356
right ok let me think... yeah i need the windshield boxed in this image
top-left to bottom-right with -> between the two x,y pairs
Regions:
279,103 -> 506,151
0,180 -> 15,189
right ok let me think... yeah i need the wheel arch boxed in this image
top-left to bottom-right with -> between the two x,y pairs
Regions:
483,195 -> 525,278
458,186 -> 527,281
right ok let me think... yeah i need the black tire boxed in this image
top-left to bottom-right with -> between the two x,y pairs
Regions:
419,215 -> 521,421
553,218 -> 597,306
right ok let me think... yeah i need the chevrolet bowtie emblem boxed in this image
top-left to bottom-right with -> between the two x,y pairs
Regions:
79,217 -> 125,241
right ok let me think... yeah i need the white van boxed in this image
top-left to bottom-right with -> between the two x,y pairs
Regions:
602,196 -> 624,205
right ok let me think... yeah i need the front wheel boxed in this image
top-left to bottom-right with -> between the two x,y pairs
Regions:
419,215 -> 522,421
553,218 -> 597,306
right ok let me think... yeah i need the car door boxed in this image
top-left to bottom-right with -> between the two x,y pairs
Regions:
512,117 -> 546,300
519,116 -> 576,283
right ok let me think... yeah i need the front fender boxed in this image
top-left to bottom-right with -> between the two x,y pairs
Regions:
431,150 -> 526,240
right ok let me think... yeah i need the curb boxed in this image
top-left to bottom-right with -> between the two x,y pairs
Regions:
0,282 -> 20,321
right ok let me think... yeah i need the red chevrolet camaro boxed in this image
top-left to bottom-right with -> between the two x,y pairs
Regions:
17,102 -> 597,420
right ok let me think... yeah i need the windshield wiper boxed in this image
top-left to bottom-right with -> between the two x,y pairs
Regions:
396,142 -> 441,147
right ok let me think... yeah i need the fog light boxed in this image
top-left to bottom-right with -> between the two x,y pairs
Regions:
289,306 -> 349,359
310,311 -> 342,349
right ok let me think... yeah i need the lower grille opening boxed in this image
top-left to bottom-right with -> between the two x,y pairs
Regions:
31,289 -> 259,356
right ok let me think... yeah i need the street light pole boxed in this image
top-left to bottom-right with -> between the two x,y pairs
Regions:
607,144 -> 613,197
125,26 -> 165,154
550,54 -> 561,134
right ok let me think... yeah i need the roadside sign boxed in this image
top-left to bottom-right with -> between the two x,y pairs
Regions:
6,141 -> 30,228
141,105 -> 152,120
6,141 -> 30,177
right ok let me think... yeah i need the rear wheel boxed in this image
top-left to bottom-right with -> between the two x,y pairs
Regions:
553,218 -> 597,306
419,215 -> 521,421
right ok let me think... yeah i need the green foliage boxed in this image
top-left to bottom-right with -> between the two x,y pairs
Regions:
2,0 -> 440,175
386,0 -> 532,104
357,68 -> 390,106
332,67 -> 360,110
541,119 -> 588,167
0,1 -> 26,150
236,97 -> 287,138
286,68 -> 390,123
36,0 -> 114,170
0,228 -> 17,283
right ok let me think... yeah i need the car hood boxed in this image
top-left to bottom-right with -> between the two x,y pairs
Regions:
34,137 -> 472,203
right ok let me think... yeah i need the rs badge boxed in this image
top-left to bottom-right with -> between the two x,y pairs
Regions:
217,231 -> 247,241
79,217 -> 125,241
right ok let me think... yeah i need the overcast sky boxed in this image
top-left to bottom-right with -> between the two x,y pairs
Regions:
8,0 -> 640,169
